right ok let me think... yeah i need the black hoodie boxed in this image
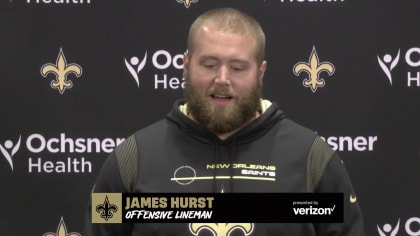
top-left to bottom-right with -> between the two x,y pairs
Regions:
83,99 -> 366,236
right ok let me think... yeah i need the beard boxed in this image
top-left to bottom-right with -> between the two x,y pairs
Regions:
183,74 -> 262,135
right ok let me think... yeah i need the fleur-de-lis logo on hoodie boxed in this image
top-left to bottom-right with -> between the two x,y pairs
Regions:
43,217 -> 81,236
189,223 -> 254,236
41,48 -> 82,94
293,46 -> 335,92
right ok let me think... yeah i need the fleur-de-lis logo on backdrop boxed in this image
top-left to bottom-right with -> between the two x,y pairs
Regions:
177,0 -> 198,8
41,48 -> 82,94
43,217 -> 81,236
96,196 -> 118,221
189,223 -> 254,236
293,47 -> 335,92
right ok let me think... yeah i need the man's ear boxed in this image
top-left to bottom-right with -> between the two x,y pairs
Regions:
183,51 -> 190,77
258,60 -> 267,81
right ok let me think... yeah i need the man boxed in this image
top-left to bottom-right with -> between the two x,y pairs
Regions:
83,7 -> 365,236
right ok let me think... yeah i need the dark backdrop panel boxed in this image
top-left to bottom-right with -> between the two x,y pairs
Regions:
1,1 -> 419,236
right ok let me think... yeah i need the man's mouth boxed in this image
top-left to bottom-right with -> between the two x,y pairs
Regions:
211,94 -> 233,100
210,94 -> 234,105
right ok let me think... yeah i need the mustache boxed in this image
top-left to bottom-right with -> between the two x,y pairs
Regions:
207,86 -> 236,97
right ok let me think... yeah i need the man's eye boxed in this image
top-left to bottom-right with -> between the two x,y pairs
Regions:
204,64 -> 216,68
231,66 -> 246,72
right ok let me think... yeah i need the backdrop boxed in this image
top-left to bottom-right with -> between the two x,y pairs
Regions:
1,0 -> 419,235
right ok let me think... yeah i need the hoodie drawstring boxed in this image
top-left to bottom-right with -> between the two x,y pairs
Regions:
212,139 -> 221,193
228,140 -> 236,193
212,138 -> 236,193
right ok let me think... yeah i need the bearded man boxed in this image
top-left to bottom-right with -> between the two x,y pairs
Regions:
83,7 -> 365,236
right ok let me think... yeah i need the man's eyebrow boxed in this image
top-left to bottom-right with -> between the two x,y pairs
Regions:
199,56 -> 250,64
198,55 -> 219,61
229,59 -> 250,64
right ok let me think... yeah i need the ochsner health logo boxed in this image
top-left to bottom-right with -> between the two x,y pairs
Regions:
378,47 -> 420,87
125,52 -> 147,88
0,135 -> 21,171
377,49 -> 400,86
1,133 -> 124,174
124,49 -> 184,90
377,217 -> 420,236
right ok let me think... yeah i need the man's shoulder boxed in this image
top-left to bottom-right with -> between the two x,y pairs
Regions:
115,119 -> 169,151
279,117 -> 317,136
132,118 -> 169,137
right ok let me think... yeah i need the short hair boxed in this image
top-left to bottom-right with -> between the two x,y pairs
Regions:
187,7 -> 266,64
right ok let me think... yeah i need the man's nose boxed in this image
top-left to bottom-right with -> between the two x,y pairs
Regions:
215,66 -> 231,85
